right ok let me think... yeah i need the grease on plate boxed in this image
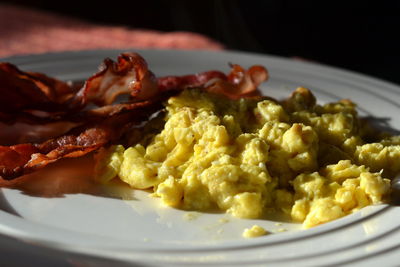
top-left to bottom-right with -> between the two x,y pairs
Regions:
183,212 -> 201,221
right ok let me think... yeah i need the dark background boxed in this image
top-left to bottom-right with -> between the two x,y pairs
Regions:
3,0 -> 400,85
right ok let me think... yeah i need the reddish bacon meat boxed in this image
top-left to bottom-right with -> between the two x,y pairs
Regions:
0,63 -> 75,114
0,52 -> 269,180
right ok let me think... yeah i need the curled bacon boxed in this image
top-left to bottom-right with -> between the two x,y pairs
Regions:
203,64 -> 268,99
232,64 -> 269,94
0,52 -> 269,180
72,52 -> 159,108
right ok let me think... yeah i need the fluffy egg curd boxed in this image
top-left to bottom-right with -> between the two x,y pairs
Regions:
95,87 -> 399,229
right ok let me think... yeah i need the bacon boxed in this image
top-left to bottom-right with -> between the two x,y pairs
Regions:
0,54 -> 267,124
0,131 -> 107,180
157,70 -> 227,91
0,52 -> 158,124
71,52 -> 159,109
0,144 -> 39,179
157,64 -> 268,99
0,52 -> 269,180
234,64 -> 269,95
0,102 -> 160,180
0,62 -> 75,114
203,64 -> 268,99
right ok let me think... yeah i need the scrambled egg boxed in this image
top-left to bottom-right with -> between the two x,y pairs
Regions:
243,225 -> 268,238
95,87 -> 398,228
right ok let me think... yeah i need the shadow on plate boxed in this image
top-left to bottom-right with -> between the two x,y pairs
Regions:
363,116 -> 400,136
0,190 -> 19,216
0,154 -> 137,201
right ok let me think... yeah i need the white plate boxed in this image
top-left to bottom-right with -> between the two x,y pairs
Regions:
1,49 -> 400,266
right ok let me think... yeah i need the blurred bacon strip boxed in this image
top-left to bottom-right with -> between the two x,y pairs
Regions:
157,70 -> 227,91
0,62 -> 75,113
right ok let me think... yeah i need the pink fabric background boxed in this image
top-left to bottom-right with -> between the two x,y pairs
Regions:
0,4 -> 224,58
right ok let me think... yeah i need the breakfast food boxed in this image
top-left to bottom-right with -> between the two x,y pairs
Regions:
96,86 -> 395,228
243,225 -> 268,238
0,52 -> 398,230
0,53 -> 263,180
